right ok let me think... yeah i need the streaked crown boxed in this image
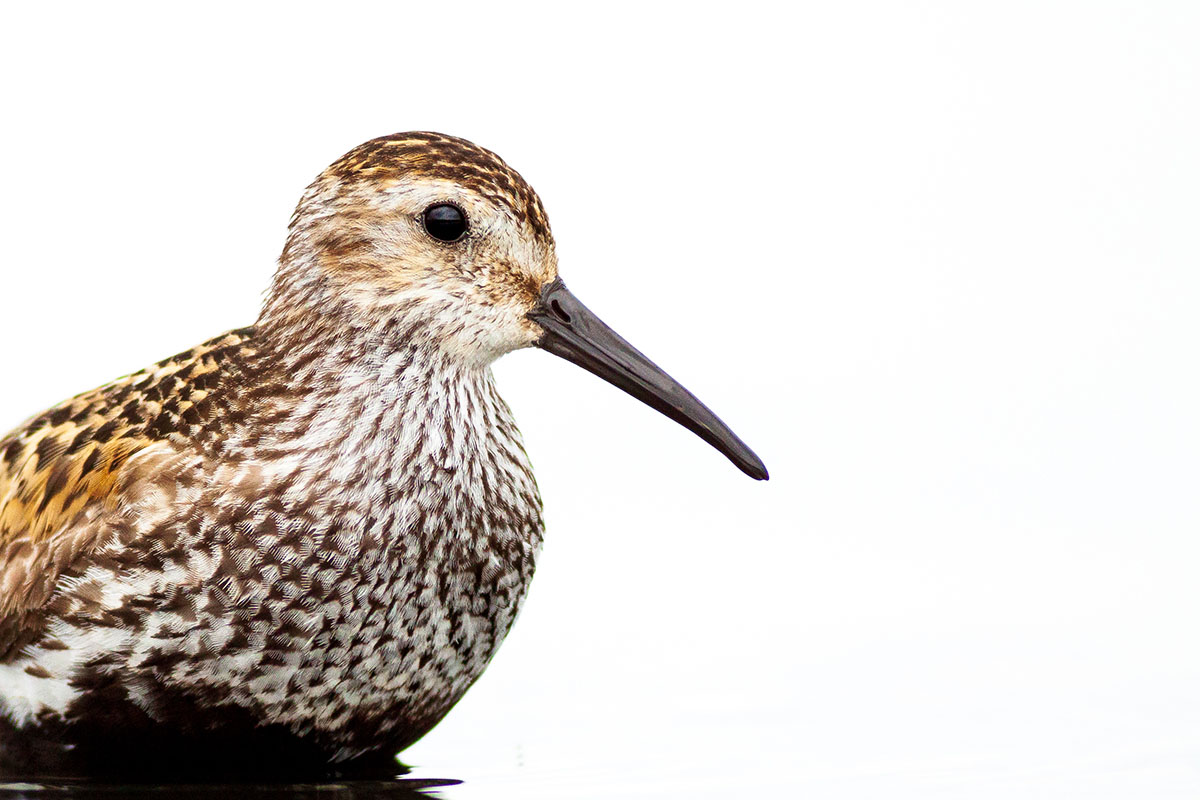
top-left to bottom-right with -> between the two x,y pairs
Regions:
327,132 -> 553,243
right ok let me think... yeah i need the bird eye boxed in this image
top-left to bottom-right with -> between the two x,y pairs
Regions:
423,203 -> 468,242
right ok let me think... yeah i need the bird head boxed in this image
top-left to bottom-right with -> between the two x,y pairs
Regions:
264,132 -> 767,480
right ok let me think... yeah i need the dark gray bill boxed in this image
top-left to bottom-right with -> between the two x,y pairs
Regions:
528,278 -> 769,481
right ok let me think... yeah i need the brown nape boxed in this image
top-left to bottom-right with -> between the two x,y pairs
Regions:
326,131 -> 554,243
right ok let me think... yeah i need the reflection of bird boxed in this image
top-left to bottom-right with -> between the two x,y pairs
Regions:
0,132 -> 767,777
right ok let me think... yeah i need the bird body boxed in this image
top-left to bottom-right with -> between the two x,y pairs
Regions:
1,325 -> 541,768
0,132 -> 765,777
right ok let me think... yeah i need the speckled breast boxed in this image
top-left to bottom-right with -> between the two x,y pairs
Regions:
121,372 -> 539,761
2,342 -> 545,767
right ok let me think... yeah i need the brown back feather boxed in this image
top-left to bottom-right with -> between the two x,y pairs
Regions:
0,329 -> 257,658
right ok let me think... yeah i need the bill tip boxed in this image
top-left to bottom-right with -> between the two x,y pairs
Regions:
742,457 -> 770,481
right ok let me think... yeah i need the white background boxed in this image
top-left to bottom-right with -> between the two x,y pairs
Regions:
2,3 -> 1198,798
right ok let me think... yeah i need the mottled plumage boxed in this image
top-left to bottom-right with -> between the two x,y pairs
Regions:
0,131 -> 766,778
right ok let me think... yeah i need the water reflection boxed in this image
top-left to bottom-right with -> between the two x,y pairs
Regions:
0,735 -> 460,799
0,777 -> 461,799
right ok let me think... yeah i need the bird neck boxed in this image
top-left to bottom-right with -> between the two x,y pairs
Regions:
243,257 -> 541,516
243,303 -> 534,503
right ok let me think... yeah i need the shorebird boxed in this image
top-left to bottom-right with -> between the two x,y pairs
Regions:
0,132 -> 767,777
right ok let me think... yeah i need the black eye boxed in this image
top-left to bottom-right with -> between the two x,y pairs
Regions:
423,203 -> 468,242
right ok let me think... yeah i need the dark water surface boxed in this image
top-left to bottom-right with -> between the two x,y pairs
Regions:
0,777 -> 460,799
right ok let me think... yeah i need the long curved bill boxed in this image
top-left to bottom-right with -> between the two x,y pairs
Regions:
528,278 -> 769,481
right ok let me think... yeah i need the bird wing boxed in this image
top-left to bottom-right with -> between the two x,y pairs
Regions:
0,330 -> 254,659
